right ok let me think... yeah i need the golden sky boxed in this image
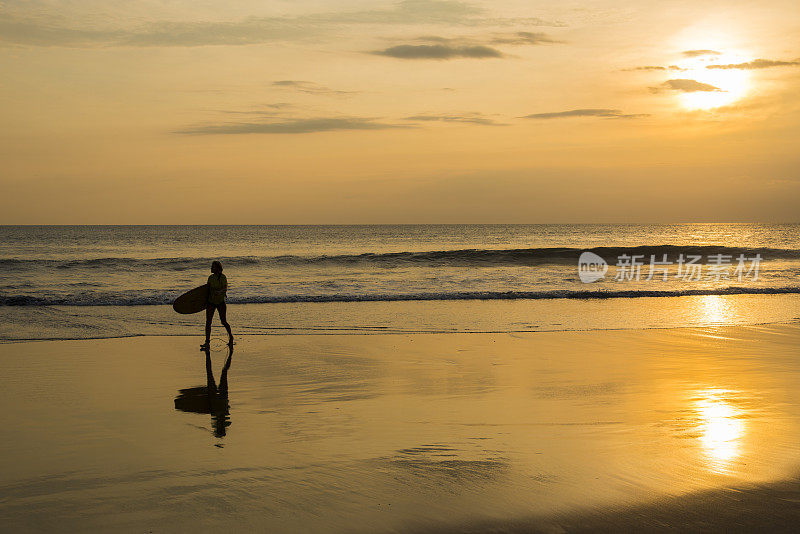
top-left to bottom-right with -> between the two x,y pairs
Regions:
1,0 -> 799,223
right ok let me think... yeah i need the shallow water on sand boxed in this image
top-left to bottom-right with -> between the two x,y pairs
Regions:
3,294 -> 800,342
3,325 -> 800,532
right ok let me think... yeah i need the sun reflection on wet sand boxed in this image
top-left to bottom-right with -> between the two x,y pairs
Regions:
693,389 -> 746,474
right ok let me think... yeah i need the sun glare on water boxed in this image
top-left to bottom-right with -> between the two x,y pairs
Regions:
677,52 -> 751,110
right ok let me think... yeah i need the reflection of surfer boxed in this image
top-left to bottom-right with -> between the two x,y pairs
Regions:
201,260 -> 233,350
174,345 -> 233,438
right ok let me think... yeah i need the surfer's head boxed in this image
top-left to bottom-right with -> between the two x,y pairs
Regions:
211,260 -> 223,274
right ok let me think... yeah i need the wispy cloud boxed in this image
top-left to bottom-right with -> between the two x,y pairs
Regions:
0,1 -> 563,48
623,65 -> 684,72
272,81 -> 356,96
707,58 -> 800,69
652,79 -> 723,93
0,16 -> 119,47
370,31 -> 561,60
214,103 -> 295,116
521,109 -> 648,119
682,49 -> 721,57
404,113 -> 504,125
176,117 -> 410,135
371,43 -> 503,59
215,110 -> 283,117
489,31 -> 562,45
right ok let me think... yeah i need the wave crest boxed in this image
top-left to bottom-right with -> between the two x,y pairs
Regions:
3,286 -> 800,306
1,245 -> 798,271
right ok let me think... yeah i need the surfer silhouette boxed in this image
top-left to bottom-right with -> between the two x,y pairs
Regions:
201,260 -> 233,349
174,345 -> 233,438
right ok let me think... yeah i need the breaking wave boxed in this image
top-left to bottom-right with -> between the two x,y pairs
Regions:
1,245 -> 798,271
3,286 -> 800,306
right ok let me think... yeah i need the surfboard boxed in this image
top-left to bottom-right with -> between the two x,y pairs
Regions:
172,284 -> 208,314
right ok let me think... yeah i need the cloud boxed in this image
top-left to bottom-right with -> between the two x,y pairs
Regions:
521,109 -> 648,119
175,117 -> 410,135
272,80 -> 356,96
682,49 -> 721,57
404,113 -> 504,125
489,31 -> 562,45
0,1 -> 563,47
216,110 -> 282,117
216,105 -> 293,116
706,58 -> 800,69
652,79 -> 723,93
264,102 -> 294,110
371,43 -> 503,59
623,65 -> 684,72
370,31 -> 561,60
0,16 -> 121,47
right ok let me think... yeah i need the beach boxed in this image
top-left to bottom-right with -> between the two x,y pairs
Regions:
4,319 -> 800,532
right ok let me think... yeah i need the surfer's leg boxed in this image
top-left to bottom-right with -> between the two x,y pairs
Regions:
218,302 -> 233,345
202,304 -> 214,348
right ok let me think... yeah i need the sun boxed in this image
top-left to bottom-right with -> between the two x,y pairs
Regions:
676,52 -> 751,110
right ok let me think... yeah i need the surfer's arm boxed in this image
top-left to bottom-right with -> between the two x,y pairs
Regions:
218,278 -> 228,298
208,276 -> 228,299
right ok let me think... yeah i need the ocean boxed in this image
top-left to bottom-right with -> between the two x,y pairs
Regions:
1,224 -> 799,342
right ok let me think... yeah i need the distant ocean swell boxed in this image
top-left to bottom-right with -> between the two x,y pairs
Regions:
2,245 -> 799,270
3,286 -> 800,306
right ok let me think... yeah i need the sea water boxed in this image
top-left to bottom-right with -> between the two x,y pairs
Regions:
1,224 -> 799,341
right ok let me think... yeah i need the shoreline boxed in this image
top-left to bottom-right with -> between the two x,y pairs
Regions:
2,293 -> 800,343
3,314 -> 800,345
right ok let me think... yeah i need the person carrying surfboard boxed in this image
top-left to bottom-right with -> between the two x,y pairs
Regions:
201,260 -> 233,349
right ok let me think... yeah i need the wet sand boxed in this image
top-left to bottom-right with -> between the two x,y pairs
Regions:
2,325 -> 800,532
420,476 -> 800,533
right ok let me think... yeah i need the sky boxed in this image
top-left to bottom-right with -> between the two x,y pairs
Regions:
1,0 -> 799,223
